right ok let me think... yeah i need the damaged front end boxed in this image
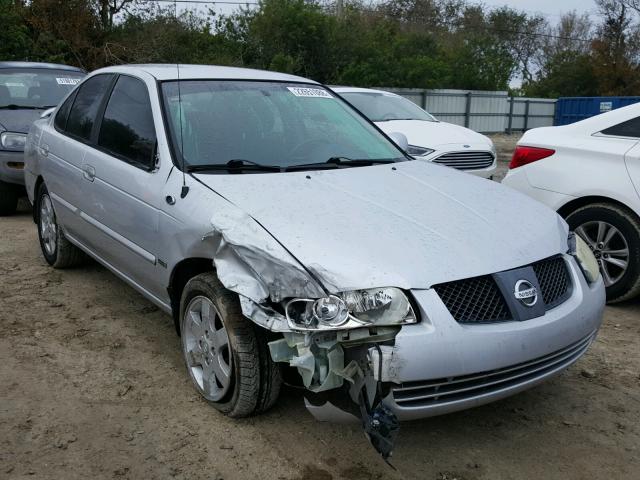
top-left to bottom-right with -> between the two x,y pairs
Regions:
205,208 -> 416,460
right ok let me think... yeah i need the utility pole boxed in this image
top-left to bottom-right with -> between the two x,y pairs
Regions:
336,0 -> 344,18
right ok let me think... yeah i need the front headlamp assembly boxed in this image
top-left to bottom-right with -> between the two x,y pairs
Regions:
569,232 -> 601,284
0,132 -> 27,152
285,287 -> 417,331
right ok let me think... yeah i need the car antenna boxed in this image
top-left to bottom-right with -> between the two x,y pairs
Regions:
174,0 -> 188,199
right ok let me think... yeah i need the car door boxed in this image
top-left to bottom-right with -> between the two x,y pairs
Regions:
78,74 -> 168,303
40,74 -> 115,240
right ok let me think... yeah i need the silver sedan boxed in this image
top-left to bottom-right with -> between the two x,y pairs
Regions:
24,65 -> 605,458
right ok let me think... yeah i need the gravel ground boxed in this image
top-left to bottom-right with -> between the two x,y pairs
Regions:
1,163 -> 640,479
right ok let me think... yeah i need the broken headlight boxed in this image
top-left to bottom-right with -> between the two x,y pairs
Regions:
568,232 -> 600,284
285,287 -> 417,331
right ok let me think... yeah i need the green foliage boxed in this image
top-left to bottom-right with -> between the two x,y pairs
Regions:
0,0 -> 32,61
1,0 -> 639,96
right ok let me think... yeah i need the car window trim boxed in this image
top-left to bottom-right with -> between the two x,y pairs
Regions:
54,73 -> 117,147
94,73 -> 158,172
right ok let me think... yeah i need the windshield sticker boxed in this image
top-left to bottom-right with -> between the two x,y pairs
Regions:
287,87 -> 333,98
56,78 -> 81,86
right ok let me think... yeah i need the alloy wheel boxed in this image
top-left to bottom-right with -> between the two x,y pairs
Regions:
183,296 -> 233,401
575,221 -> 629,287
39,194 -> 57,256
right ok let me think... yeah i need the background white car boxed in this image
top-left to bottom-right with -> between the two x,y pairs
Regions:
502,103 -> 640,303
333,86 -> 497,178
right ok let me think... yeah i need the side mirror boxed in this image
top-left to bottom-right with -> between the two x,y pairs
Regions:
388,132 -> 409,152
40,107 -> 55,119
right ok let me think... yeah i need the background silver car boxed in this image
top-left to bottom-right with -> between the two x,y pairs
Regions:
0,61 -> 85,215
24,65 -> 604,457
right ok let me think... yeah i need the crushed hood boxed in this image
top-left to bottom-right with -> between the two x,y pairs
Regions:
0,109 -> 44,133
375,120 -> 491,149
195,161 -> 567,292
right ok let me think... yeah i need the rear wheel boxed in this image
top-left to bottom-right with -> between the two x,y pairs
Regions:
180,272 -> 282,417
0,180 -> 19,216
36,183 -> 85,268
566,203 -> 640,303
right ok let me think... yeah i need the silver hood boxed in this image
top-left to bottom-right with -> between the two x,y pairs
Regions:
195,160 -> 568,292
0,109 -> 45,133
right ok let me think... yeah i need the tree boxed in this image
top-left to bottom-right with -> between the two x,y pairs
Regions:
591,0 -> 640,95
0,0 -> 32,61
524,12 -> 598,98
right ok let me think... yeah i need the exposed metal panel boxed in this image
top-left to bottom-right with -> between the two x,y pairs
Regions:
380,88 -> 556,133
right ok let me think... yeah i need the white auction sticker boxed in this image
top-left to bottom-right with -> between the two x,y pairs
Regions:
287,87 -> 333,98
56,78 -> 81,86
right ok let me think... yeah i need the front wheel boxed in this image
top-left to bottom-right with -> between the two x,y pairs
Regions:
180,272 -> 281,417
566,203 -> 640,303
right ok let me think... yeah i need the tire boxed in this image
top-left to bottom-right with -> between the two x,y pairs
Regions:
0,180 -> 19,216
179,272 -> 282,417
566,202 -> 640,303
36,183 -> 85,268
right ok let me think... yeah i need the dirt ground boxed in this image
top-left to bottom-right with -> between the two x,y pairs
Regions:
2,143 -> 640,479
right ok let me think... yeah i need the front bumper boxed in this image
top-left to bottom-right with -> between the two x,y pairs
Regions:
381,255 -> 605,421
0,150 -> 26,186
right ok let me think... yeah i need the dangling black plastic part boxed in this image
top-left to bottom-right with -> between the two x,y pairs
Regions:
180,185 -> 189,199
359,395 -> 400,465
357,344 -> 399,465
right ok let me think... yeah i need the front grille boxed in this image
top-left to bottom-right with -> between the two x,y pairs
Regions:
392,331 -> 595,408
432,151 -> 495,170
434,256 -> 571,324
533,256 -> 570,308
433,276 -> 511,324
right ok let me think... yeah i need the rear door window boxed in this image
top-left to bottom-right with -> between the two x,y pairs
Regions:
97,75 -> 157,169
601,117 -> 640,138
66,74 -> 113,141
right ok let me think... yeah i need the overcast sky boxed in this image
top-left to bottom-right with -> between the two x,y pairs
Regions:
480,0 -> 596,19
196,0 -> 599,22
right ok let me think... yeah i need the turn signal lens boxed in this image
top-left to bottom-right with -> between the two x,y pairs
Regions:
509,146 -> 555,169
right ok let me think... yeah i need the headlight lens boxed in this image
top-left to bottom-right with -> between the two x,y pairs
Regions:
285,287 -> 417,331
407,145 -> 435,157
569,232 -> 600,283
0,132 -> 27,151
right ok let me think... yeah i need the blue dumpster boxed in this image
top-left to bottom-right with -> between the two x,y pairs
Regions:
554,96 -> 640,126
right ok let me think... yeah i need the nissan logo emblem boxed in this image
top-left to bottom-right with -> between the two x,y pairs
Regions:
514,279 -> 537,307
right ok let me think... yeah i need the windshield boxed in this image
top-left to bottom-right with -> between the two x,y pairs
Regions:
341,92 -> 437,123
160,81 -> 404,170
0,68 -> 84,109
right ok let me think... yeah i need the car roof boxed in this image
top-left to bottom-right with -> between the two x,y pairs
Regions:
0,61 -> 85,72
331,86 -> 399,96
91,64 -> 318,83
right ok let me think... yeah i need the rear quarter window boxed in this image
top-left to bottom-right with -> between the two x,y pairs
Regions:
601,117 -> 640,138
65,74 -> 113,141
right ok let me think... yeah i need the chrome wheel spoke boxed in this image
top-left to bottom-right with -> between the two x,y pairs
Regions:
214,327 -> 229,350
211,355 -> 231,387
601,264 -> 614,286
596,221 -> 607,244
187,348 -> 203,367
603,256 -> 628,270
603,247 -> 629,257
575,225 -> 595,246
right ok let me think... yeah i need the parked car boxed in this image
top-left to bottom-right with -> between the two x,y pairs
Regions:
502,103 -> 640,303
25,65 -> 604,457
332,86 -> 497,178
0,62 -> 85,215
